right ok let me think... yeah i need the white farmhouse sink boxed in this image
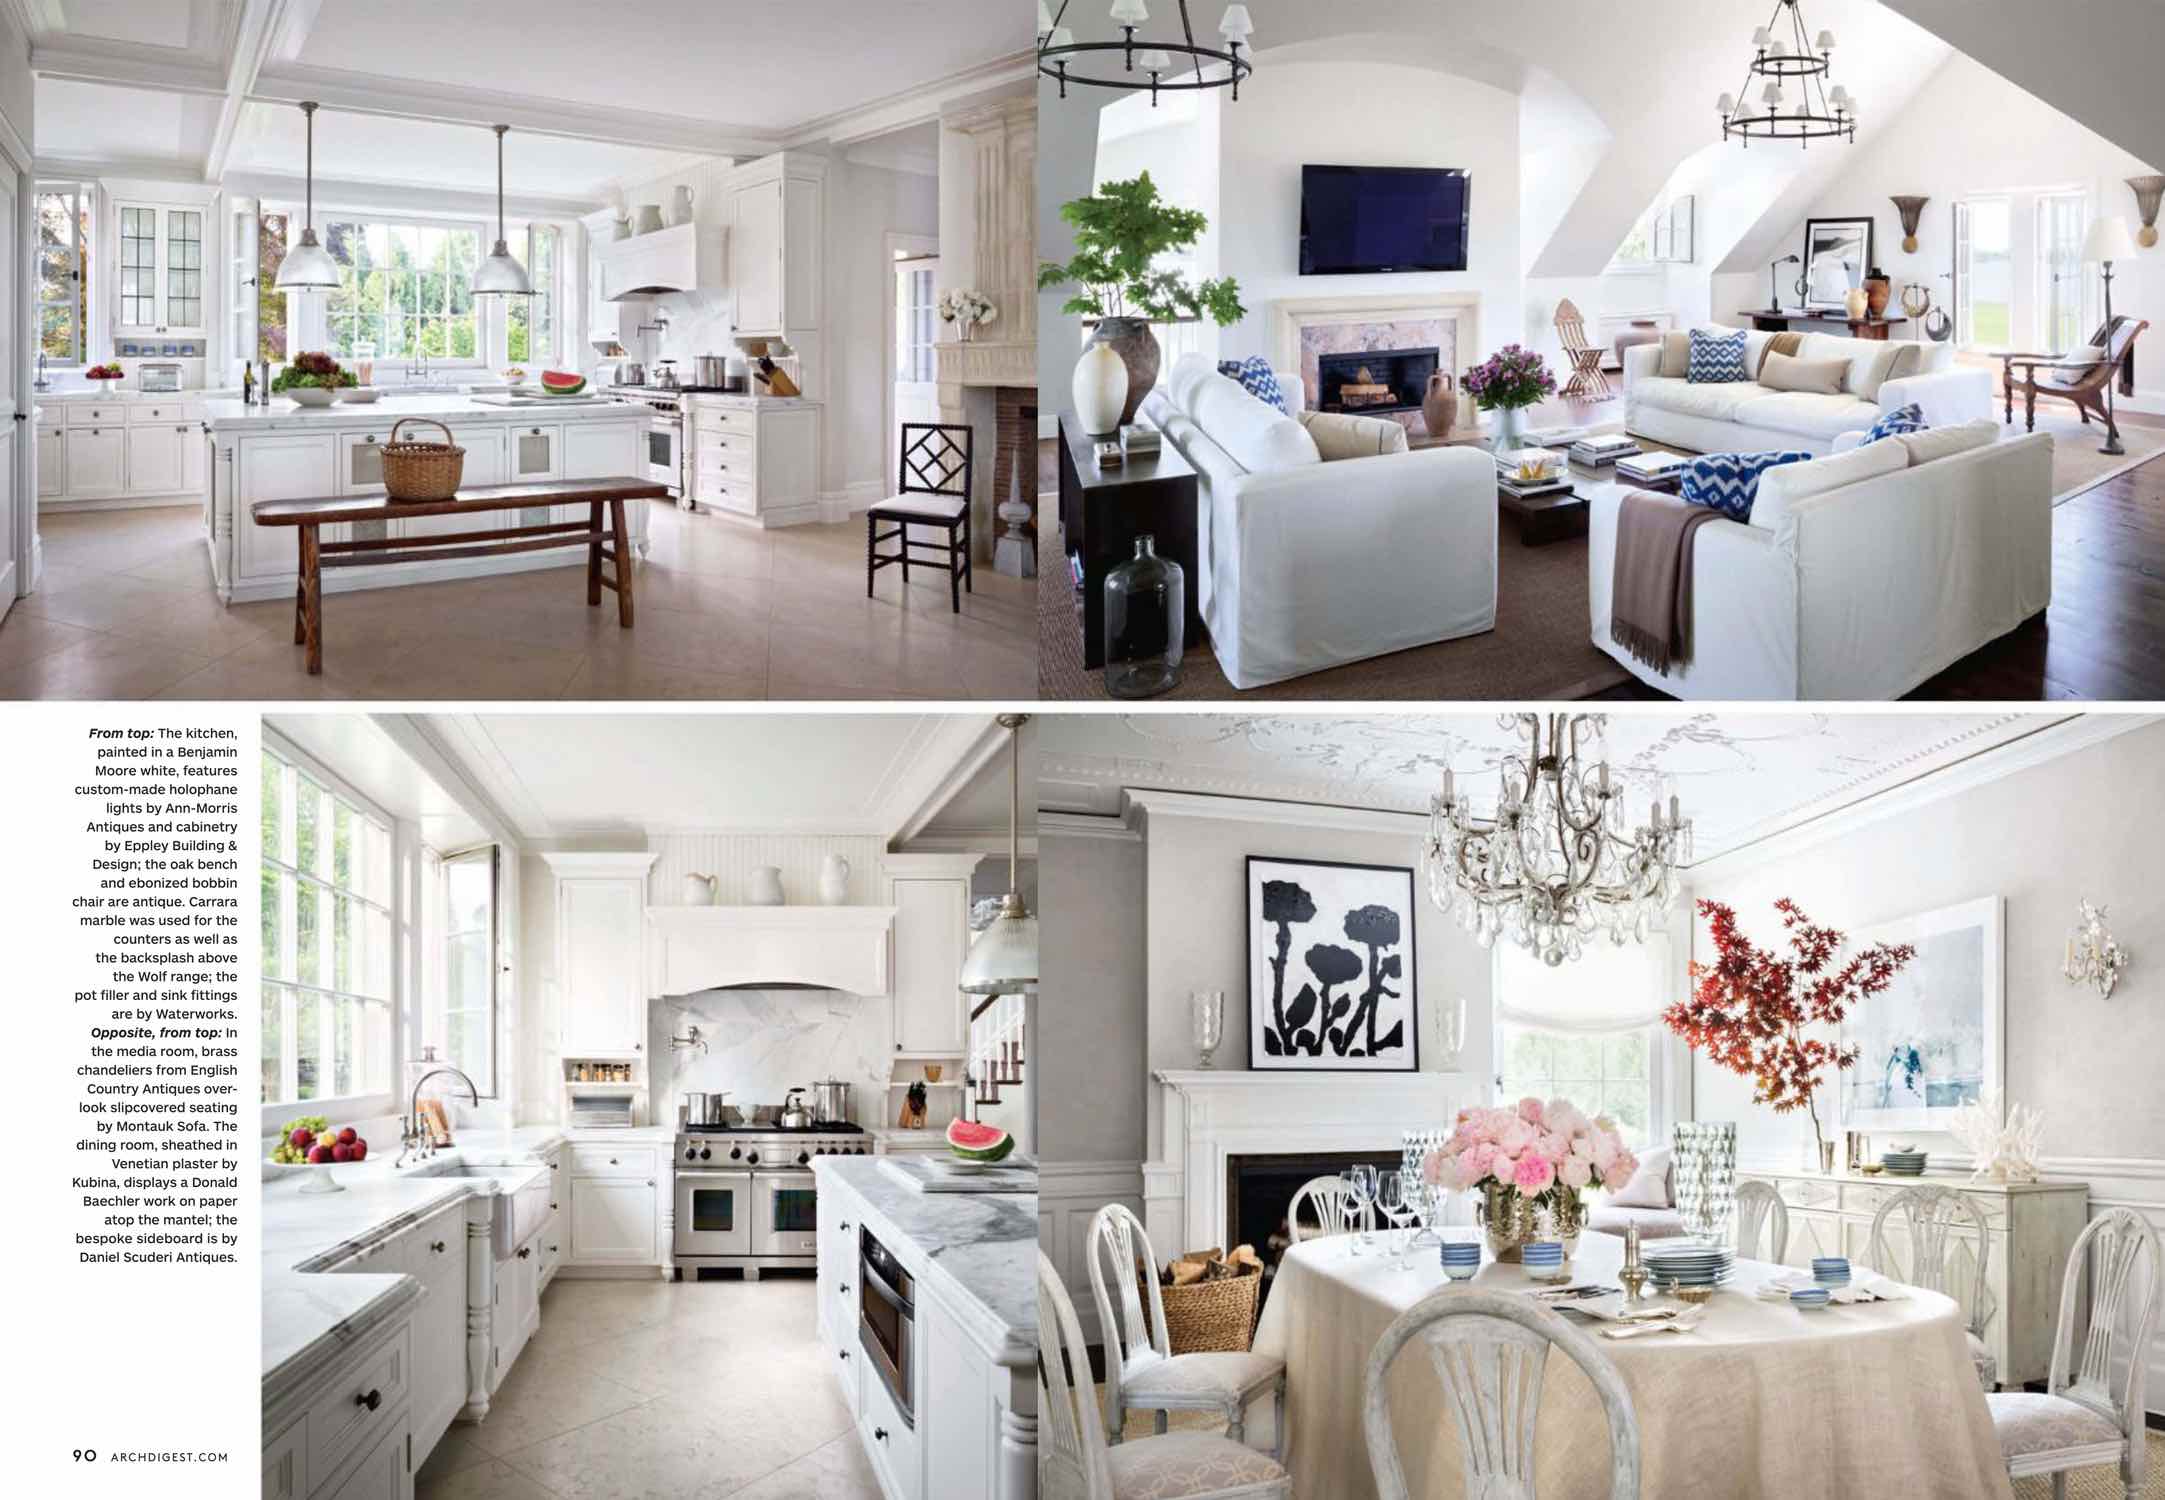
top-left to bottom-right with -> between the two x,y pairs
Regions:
416,1161 -> 552,1261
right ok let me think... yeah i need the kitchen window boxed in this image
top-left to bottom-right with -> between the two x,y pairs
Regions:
506,224 -> 558,367
319,218 -> 483,365
37,184 -> 90,365
261,745 -> 396,1113
419,845 -> 500,1097
1492,937 -> 1671,1148
255,208 -> 290,362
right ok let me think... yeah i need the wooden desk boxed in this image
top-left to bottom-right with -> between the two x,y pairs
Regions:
1057,414 -> 1202,671
1744,309 -> 1911,341
251,477 -> 669,674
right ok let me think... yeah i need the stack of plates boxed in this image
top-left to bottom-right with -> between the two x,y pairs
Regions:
1881,1149 -> 1929,1177
1440,1242 -> 1482,1281
1812,1256 -> 1851,1290
1642,1242 -> 1736,1289
1790,1286 -> 1832,1311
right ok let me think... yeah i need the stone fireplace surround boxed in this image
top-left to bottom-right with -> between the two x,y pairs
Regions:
1271,291 -> 1483,443
1144,1070 -> 1481,1256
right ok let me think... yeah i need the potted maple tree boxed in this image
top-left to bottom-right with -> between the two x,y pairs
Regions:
1663,898 -> 1916,1174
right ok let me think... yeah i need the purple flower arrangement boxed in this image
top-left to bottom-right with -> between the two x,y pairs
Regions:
1463,344 -> 1557,412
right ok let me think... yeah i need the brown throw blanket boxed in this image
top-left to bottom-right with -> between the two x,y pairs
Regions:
1611,491 -> 1722,673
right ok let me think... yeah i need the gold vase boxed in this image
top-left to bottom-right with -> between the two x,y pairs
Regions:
1480,1182 -> 1585,1262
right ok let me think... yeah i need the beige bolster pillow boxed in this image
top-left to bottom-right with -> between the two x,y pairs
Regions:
1759,352 -> 1851,395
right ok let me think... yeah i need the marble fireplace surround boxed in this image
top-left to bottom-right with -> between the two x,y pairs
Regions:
1143,1069 -> 1481,1253
1271,292 -> 1484,442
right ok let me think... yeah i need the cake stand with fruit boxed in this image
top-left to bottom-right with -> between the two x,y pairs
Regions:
85,362 -> 125,387
269,1116 -> 373,1194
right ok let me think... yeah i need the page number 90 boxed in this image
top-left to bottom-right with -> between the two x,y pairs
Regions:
73,1450 -> 98,1463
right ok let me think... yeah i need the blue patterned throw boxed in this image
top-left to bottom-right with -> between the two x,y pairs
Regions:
1686,328 -> 1750,384
1678,450 -> 1813,522
1863,402 -> 1926,442
1217,356 -> 1290,414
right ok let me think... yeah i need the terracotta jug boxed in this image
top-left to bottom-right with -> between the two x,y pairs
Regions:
1421,371 -> 1459,440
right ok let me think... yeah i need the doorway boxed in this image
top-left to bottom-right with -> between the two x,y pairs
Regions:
886,233 -> 939,485
1953,189 -> 2094,357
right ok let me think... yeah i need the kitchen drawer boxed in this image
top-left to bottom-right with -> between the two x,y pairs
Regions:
697,473 -> 756,516
307,1319 -> 411,1490
695,431 -> 755,469
1840,1180 -> 2008,1229
1772,1176 -> 1840,1212
858,1345 -> 923,1500
569,1143 -> 655,1178
67,402 -> 127,427
126,401 -> 195,426
316,1409 -> 411,1500
262,1415 -> 306,1500
695,406 -> 757,438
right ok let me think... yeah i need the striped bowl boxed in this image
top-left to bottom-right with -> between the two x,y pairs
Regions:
1790,1286 -> 1832,1310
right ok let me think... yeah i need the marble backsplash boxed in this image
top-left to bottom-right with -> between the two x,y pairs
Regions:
648,987 -> 892,1127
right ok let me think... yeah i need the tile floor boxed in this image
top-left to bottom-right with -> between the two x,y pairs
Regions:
0,501 -> 1036,700
415,1275 -> 881,1500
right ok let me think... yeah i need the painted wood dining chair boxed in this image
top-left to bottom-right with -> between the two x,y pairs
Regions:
1040,1250 -> 1291,1500
1555,298 -> 1614,400
865,422 -> 974,612
1363,1288 -> 1641,1500
1987,1207 -> 2160,1499
1733,1179 -> 1790,1264
1085,1203 -> 1288,1456
1287,1173 -> 1374,1245
1868,1185 -> 1998,1390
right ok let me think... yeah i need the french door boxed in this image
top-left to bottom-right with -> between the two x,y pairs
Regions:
889,240 -> 939,481
2036,191 -> 2089,354
0,170 -> 17,622
1953,197 -> 2013,352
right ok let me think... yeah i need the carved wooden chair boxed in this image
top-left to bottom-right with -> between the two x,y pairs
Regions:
1555,298 -> 1614,401
1987,1208 -> 2159,1499
1364,1288 -> 1641,1500
1869,1185 -> 1998,1390
1287,1173 -> 1374,1245
2000,314 -> 2148,442
1733,1179 -> 1790,1264
1040,1249 -> 1291,1500
866,422 -> 973,612
1084,1204 -> 1288,1455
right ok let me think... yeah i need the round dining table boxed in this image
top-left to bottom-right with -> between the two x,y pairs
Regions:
1248,1228 -> 2014,1500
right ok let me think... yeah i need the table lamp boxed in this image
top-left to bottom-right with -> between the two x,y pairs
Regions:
1770,254 -> 1800,312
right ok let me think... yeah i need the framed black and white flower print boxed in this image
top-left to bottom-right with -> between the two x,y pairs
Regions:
1246,856 -> 1419,1071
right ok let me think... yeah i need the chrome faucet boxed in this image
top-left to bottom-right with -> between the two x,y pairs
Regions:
398,1065 -> 480,1167
402,349 -> 433,384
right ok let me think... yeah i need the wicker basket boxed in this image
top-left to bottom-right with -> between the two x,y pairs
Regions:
1158,1266 -> 1261,1355
381,417 -> 465,503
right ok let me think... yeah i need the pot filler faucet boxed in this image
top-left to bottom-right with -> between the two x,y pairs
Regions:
398,1065 -> 480,1167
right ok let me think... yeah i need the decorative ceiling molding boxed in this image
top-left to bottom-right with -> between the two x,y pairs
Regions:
784,48 -> 1033,148
221,169 -> 606,221
866,714 -> 1003,841
1038,812 -> 1141,844
205,0 -> 300,183
30,40 -> 230,95
1124,788 -> 1426,837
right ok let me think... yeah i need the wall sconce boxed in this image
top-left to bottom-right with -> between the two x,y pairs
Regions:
2128,175 -> 2164,249
2062,899 -> 2130,998
1890,195 -> 1930,253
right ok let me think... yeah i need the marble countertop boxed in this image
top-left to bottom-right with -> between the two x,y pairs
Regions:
867,1127 -> 949,1149
815,1155 -> 1035,1367
205,394 -> 649,431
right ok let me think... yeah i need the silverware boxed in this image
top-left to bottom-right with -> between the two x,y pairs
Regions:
1604,1313 -> 1703,1340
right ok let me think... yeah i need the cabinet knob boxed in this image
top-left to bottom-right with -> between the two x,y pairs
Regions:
839,1349 -> 850,1362
549,1244 -> 559,1253
431,1240 -> 447,1253
647,1179 -> 656,1187
874,1428 -> 889,1443
355,1388 -> 382,1412
840,1283 -> 849,1295
840,1222 -> 851,1231
550,1202 -> 558,1211
609,1158 -> 619,1165
518,1246 -> 531,1259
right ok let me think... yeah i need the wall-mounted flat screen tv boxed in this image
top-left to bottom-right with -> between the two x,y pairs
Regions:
1300,164 -> 1471,275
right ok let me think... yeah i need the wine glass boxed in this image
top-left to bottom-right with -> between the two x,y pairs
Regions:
1375,1170 -> 1409,1265
1338,1168 -> 1366,1256
1348,1164 -> 1379,1253
1406,1179 -> 1443,1261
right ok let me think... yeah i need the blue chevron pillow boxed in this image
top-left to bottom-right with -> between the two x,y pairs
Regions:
1864,402 -> 1927,442
1217,357 -> 1291,415
1678,450 -> 1814,522
1687,328 -> 1750,384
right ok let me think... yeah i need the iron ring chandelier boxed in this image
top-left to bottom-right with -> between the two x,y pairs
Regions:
1716,0 -> 1859,147
1038,1 -> 1255,105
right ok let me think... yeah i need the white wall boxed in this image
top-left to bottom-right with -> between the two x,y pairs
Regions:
1715,54 -> 2165,411
1038,824 -> 1148,1167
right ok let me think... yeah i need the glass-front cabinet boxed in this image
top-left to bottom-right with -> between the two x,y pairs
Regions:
114,201 -> 209,337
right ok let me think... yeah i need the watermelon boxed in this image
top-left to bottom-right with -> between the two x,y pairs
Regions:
540,370 -> 587,395
947,1118 -> 1015,1163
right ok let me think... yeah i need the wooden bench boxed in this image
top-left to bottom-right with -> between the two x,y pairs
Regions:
251,477 -> 670,675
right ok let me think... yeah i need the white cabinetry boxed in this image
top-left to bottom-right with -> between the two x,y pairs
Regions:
884,855 -> 979,1058
570,1177 -> 660,1265
397,426 -> 507,541
405,1202 -> 466,1462
67,423 -> 125,497
726,153 -> 825,340
490,1240 -> 540,1389
36,397 -> 210,508
687,398 -> 822,526
543,852 -> 657,1058
113,200 -> 209,337
36,423 -> 66,497
262,1315 -> 415,1500
126,422 -> 184,494
561,416 -> 641,482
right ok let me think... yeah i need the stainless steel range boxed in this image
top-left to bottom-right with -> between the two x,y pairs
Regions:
671,1121 -> 870,1278
602,385 -> 688,505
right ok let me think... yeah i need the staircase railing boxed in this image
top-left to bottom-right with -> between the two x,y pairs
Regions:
967,990 -> 1026,1108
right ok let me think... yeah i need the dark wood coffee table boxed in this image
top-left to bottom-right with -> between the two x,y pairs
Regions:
1056,413 -> 1202,670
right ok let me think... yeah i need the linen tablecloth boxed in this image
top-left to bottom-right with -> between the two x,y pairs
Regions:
1250,1230 -> 2014,1500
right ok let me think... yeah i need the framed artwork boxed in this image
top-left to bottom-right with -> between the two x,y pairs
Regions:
1247,856 -> 1419,1072
1840,896 -> 2003,1134
1802,216 -> 1876,309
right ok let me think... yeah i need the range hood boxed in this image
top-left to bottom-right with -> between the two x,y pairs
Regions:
601,222 -> 726,301
647,906 -> 894,996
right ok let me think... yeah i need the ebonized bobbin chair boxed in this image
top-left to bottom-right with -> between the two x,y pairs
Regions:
867,422 -> 973,612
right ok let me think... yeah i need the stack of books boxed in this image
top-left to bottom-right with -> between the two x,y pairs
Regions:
1120,422 -> 1162,457
1615,451 -> 1690,490
1568,433 -> 1641,467
1495,447 -> 1574,499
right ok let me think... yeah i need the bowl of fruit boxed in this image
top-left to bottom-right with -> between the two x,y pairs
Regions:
273,351 -> 358,408
85,362 -> 125,385
269,1115 -> 372,1194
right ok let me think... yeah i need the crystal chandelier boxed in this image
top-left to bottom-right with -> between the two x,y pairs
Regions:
1715,0 -> 1858,148
1038,1 -> 1255,105
1422,715 -> 1692,967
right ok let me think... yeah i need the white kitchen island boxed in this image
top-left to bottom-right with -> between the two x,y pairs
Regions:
203,395 -> 651,604
815,1155 -> 1037,1500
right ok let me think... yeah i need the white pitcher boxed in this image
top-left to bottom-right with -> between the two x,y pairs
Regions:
667,185 -> 695,227
747,866 -> 785,906
634,203 -> 665,235
817,854 -> 850,906
682,872 -> 718,906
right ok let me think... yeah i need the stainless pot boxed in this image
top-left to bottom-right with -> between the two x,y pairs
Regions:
683,1090 -> 730,1127
692,354 -> 727,388
779,1088 -> 813,1131
618,362 -> 645,386
807,1078 -> 852,1125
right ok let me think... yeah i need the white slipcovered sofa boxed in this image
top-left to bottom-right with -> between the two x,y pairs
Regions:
1625,327 -> 1993,456
1587,421 -> 2055,700
1136,354 -> 1498,689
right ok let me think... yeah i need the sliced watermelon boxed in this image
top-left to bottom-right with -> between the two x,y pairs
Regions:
947,1118 -> 1015,1162
540,370 -> 587,395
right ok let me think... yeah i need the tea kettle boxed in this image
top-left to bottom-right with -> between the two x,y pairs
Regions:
682,872 -> 718,906
779,1088 -> 814,1131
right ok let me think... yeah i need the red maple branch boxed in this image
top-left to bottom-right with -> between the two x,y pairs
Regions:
1664,898 -> 1916,1163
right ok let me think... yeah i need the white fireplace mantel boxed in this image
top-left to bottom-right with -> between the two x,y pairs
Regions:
1270,292 -> 1484,440
1144,1069 -> 1480,1252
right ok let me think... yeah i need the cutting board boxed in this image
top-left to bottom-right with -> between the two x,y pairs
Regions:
878,1156 -> 1036,1194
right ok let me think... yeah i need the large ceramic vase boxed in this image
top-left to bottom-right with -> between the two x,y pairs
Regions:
1864,269 -> 1892,318
1421,372 -> 1459,441
1672,1121 -> 1738,1245
1479,1182 -> 1585,1263
1072,342 -> 1126,436
1613,319 -> 1664,368
1088,316 -> 1163,428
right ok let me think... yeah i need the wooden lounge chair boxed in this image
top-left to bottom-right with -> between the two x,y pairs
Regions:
2000,315 -> 2147,449
1556,297 -> 1614,401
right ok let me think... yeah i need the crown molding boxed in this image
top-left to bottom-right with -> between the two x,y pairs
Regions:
1040,812 -> 1142,843
784,49 -> 1033,148
1123,787 -> 1428,837
538,851 -> 659,877
30,38 -> 229,95
889,714 -> 1011,846
224,170 -> 603,222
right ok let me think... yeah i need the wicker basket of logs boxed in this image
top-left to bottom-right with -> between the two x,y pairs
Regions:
1155,1245 -> 1263,1354
381,417 -> 465,503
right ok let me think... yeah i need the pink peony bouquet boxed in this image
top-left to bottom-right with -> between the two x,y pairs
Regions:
1422,1097 -> 1639,1204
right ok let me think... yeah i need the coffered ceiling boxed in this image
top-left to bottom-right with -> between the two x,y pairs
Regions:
1037,713 -> 2149,866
